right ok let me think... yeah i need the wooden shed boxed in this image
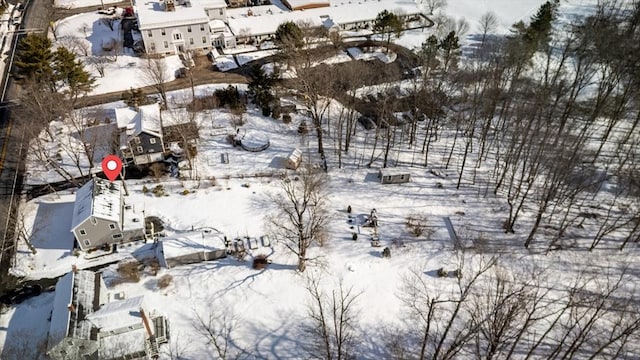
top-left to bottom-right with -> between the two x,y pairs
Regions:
379,169 -> 410,184
285,148 -> 303,170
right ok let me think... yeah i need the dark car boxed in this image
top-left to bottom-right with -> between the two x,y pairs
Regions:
0,284 -> 43,305
358,115 -> 377,130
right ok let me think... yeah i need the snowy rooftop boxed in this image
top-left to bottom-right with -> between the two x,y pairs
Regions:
47,270 -> 99,352
157,230 -> 226,263
285,0 -> 330,9
99,327 -> 147,359
135,0 -> 209,30
86,296 -> 145,332
226,0 -> 422,36
71,179 -> 123,231
198,0 -> 227,9
116,104 -> 163,138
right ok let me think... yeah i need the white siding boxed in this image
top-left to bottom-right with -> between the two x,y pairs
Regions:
141,22 -> 212,54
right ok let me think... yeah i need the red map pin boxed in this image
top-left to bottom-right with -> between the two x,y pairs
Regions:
102,155 -> 123,182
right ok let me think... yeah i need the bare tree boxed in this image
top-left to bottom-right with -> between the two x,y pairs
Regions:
304,273 -> 361,360
478,11 -> 499,46
266,167 -> 331,272
422,0 -> 447,15
194,307 -> 244,360
142,55 -> 170,109
86,56 -> 109,77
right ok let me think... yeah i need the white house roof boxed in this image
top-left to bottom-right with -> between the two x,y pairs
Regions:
116,103 -> 163,138
198,0 -> 227,9
86,296 -> 145,332
99,327 -> 147,359
135,0 -> 209,30
157,230 -> 226,266
227,0 -> 422,37
70,178 -> 123,231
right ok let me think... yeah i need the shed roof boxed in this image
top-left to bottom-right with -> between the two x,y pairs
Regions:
157,230 -> 226,266
86,296 -> 145,332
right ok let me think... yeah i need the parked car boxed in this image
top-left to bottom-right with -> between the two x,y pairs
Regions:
358,115 -> 377,130
0,284 -> 42,305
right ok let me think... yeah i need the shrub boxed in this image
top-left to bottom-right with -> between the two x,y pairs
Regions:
347,205 -> 352,213
298,120 -> 309,134
117,261 -> 141,283
437,267 -> 448,277
146,258 -> 161,276
149,162 -> 166,178
252,254 -> 270,270
152,184 -> 165,197
282,114 -> 292,124
142,185 -> 149,194
406,214 -> 428,237
261,106 -> 271,117
181,189 -> 190,195
382,247 -> 391,258
352,233 -> 358,241
157,274 -> 173,289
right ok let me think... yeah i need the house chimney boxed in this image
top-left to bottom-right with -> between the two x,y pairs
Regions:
140,308 -> 154,338
72,264 -> 78,273
68,303 -> 76,312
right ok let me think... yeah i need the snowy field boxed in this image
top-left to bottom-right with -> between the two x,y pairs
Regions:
3,0 -> 640,359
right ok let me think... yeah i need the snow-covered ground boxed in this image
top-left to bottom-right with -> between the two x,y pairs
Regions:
3,1 -> 639,359
54,0 -> 123,8
52,11 -> 182,95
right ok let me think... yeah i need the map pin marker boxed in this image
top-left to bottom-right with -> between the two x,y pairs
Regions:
102,155 -> 123,182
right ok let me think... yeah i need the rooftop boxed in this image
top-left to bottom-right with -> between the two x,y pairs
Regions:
71,179 -> 123,231
157,230 -> 227,265
135,0 -> 209,30
226,0 -> 422,37
86,296 -> 145,332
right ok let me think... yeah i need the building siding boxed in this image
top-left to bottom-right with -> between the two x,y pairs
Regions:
141,22 -> 212,54
75,217 -> 122,251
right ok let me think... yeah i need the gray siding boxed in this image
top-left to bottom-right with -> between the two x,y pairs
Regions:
74,217 -> 122,250
130,132 -> 164,156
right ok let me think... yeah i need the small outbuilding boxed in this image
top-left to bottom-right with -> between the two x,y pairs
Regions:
285,148 -> 303,170
156,230 -> 228,268
379,169 -> 410,184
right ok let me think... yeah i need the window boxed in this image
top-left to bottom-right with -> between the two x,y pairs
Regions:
83,239 -> 91,247
202,36 -> 207,44
147,30 -> 152,37
136,146 -> 143,153
187,26 -> 192,33
149,42 -> 156,52
91,218 -> 98,225
200,24 -> 205,31
109,224 -> 116,230
219,9 -> 223,15
134,137 -> 141,144
150,138 -> 157,144
112,233 -> 123,240
174,33 -> 182,40
161,29 -> 166,36
189,38 -> 194,45
79,229 -> 86,235
164,41 -> 168,49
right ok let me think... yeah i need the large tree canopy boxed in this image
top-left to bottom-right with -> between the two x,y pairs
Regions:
14,34 -> 54,81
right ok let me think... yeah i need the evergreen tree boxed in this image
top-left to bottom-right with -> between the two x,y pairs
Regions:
275,21 -> 304,49
374,10 -> 404,52
418,35 -> 440,72
247,63 -> 276,108
439,31 -> 460,72
14,34 -> 54,82
52,46 -> 95,98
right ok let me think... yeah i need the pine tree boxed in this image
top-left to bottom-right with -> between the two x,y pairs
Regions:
374,10 -> 404,52
52,46 -> 95,98
439,31 -> 460,72
14,34 -> 54,82
275,21 -> 304,49
247,63 -> 276,108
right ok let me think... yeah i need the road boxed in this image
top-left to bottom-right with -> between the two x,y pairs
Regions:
0,0 -> 55,293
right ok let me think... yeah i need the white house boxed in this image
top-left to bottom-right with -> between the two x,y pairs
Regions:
70,178 -> 145,251
135,0 -> 221,54
115,103 -> 165,166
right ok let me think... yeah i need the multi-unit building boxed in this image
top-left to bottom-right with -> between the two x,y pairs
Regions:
70,178 -> 146,251
133,0 -> 426,53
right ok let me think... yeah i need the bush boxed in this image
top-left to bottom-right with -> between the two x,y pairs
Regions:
382,247 -> 391,258
437,267 -> 448,277
282,114 -> 292,124
146,258 -> 161,276
142,185 -> 149,194
271,105 -> 281,119
406,214 -> 428,237
158,274 -> 173,289
252,254 -> 270,270
347,205 -> 352,213
152,184 -> 166,197
117,261 -> 141,283
149,162 -> 166,178
453,269 -> 462,279
298,120 -> 309,135
181,189 -> 190,195
352,233 -> 358,241
261,106 -> 271,117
